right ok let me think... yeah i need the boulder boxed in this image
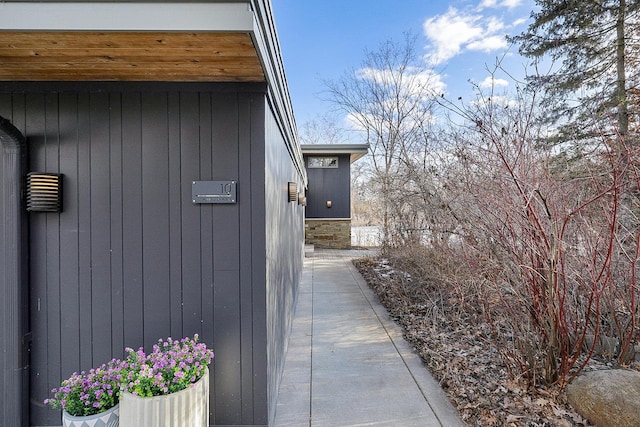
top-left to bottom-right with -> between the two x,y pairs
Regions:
566,369 -> 640,427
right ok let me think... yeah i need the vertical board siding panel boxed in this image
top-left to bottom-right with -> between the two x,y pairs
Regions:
249,93 -> 268,425
26,93 -> 49,425
109,93 -> 125,356
77,93 -> 93,371
264,107 -> 281,426
211,93 -> 240,271
44,93 -> 62,424
58,93 -> 81,380
167,92 -> 183,340
307,167 -> 322,217
179,92 -> 202,336
198,93 -> 213,353
89,92 -> 113,364
0,93 -> 11,118
198,95 -> 215,421
121,92 -> 144,350
237,93 -> 255,424
305,167 -> 318,216
211,92 -> 242,424
9,93 -> 26,131
199,92 -> 213,341
323,155 -> 350,218
141,93 -> 171,348
213,269 -> 242,423
337,155 -> 351,216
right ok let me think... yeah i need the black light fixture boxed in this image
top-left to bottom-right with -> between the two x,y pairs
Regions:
27,172 -> 63,212
288,182 -> 298,203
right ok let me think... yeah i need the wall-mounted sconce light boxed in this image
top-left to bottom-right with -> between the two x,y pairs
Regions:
27,172 -> 63,212
326,200 -> 332,208
288,182 -> 298,203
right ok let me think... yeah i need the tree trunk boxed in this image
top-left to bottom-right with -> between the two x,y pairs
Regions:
616,0 -> 628,138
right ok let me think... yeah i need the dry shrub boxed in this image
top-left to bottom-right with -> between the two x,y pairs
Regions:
355,245 -> 596,425
380,244 -> 491,326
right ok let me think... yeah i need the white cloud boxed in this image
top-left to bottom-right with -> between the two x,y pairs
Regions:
479,0 -> 498,7
467,35 -> 508,52
344,112 -> 365,132
486,16 -> 506,33
502,0 -> 523,8
423,4 -> 525,65
512,17 -> 528,27
478,76 -> 509,88
423,8 -> 485,65
479,0 -> 523,9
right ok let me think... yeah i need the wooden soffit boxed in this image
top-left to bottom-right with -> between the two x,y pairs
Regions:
0,31 -> 265,82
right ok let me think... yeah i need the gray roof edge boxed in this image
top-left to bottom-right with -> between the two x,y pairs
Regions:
0,2 -> 255,31
300,144 -> 370,163
251,0 -> 306,184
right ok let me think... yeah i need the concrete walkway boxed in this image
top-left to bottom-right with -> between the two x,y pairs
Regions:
273,248 -> 464,427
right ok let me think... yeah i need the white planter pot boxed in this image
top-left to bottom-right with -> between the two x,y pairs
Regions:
62,403 -> 119,427
119,368 -> 209,427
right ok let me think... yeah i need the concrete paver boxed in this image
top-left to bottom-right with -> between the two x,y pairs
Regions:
274,248 -> 463,427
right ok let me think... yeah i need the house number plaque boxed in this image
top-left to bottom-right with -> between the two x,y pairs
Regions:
192,181 -> 237,204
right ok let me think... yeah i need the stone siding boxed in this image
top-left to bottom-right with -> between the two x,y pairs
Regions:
305,219 -> 351,249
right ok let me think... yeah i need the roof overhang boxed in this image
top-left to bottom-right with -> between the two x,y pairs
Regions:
0,1 -> 306,182
0,2 -> 264,82
301,144 -> 370,163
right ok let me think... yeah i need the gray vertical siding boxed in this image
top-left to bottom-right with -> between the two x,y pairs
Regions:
304,154 -> 352,218
0,82 -> 302,427
264,102 -> 305,425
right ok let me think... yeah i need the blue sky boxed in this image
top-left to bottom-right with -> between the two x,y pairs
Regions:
272,0 -> 536,126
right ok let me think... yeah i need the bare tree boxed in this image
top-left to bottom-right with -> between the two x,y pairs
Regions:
298,112 -> 348,145
439,69 -> 640,386
323,32 -> 440,247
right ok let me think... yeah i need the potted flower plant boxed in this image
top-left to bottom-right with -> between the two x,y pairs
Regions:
44,358 -> 125,427
119,334 -> 214,427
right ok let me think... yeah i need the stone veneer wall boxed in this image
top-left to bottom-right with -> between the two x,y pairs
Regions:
305,219 -> 351,249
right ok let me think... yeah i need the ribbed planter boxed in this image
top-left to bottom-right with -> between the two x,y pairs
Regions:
119,368 -> 209,427
62,404 -> 119,427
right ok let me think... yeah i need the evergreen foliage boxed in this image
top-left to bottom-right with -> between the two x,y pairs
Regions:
511,0 -> 640,144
